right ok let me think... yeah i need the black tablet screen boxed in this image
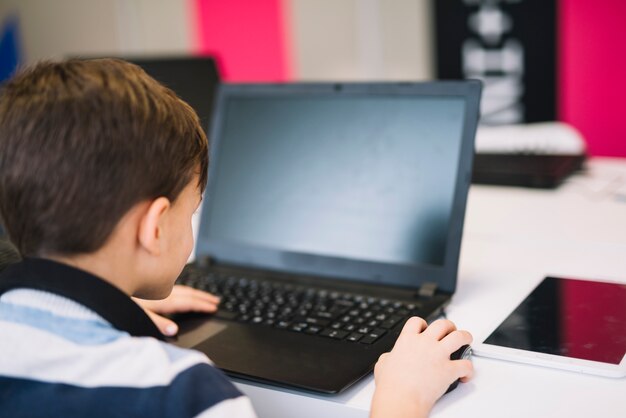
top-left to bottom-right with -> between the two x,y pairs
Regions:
484,277 -> 626,364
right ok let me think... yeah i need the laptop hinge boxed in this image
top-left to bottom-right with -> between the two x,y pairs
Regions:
417,282 -> 438,298
197,255 -> 214,268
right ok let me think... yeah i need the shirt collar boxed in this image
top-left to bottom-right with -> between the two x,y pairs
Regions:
0,257 -> 165,340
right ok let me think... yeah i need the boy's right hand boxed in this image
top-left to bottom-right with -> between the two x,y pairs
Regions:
370,317 -> 473,418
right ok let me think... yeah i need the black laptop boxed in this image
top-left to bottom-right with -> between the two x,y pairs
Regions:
174,81 -> 482,394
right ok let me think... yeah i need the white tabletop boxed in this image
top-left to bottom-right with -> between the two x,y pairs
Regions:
197,157 -> 626,418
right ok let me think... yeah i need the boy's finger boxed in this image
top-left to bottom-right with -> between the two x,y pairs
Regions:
400,316 -> 428,336
440,330 -> 473,353
453,359 -> 474,382
422,319 -> 456,340
189,298 -> 219,312
145,309 -> 179,336
191,288 -> 221,304
176,285 -> 221,304
173,297 -> 218,313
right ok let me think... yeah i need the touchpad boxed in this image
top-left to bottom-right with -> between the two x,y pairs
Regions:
172,316 -> 227,349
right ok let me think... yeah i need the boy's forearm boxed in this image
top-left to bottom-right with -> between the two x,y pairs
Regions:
370,389 -> 430,418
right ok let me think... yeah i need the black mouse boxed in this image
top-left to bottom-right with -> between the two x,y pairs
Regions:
445,344 -> 472,394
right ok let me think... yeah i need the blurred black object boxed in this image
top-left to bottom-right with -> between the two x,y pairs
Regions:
78,56 -> 220,134
472,154 -> 586,188
127,57 -> 219,134
125,56 -> 220,134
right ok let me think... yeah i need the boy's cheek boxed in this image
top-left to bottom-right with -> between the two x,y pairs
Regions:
183,235 -> 194,261
178,224 -> 195,263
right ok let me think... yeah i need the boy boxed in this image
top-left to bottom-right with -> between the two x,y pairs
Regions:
0,59 -> 473,418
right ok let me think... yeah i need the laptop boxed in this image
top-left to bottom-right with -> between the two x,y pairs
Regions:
174,81 -> 482,394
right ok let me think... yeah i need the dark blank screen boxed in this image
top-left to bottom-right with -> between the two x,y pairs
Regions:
485,277 -> 626,364
206,96 -> 466,267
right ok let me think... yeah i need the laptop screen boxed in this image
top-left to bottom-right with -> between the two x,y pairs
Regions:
198,83 -> 481,291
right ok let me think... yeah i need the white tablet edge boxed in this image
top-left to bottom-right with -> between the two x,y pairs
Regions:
473,342 -> 626,378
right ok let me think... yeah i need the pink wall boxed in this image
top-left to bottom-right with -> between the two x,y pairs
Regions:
192,0 -> 625,157
193,0 -> 291,82
560,0 -> 626,157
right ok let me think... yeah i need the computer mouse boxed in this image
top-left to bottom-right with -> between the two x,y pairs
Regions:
445,344 -> 472,394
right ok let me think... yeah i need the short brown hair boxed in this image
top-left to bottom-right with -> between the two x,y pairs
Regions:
0,59 -> 208,256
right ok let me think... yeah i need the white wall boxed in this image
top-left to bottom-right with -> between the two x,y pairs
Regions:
0,0 -> 191,64
1,0 -> 434,80
290,0 -> 434,81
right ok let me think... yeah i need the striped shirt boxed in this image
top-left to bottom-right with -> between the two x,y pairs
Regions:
0,258 -> 257,418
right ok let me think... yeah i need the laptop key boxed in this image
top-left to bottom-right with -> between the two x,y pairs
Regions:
346,332 -> 364,342
293,316 -> 330,327
290,323 -> 308,332
276,320 -> 291,329
406,303 -> 422,311
380,315 -> 403,329
360,329 -> 387,344
383,306 -> 396,315
335,299 -> 354,307
305,325 -> 322,334
319,328 -> 349,340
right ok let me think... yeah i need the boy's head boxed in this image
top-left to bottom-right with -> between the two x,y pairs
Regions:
0,59 -> 208,297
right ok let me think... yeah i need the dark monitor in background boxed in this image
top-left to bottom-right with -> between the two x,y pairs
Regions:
126,56 -> 220,134
80,56 -> 220,134
125,56 -> 220,134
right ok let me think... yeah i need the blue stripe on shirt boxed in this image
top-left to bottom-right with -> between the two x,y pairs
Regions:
0,362 -> 243,418
0,301 -> 125,345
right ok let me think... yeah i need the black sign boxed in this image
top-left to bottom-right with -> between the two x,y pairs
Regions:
435,0 -> 556,124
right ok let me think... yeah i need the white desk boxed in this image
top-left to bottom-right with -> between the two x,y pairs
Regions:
196,157 -> 626,418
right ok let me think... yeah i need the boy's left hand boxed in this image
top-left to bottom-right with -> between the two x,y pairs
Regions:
133,285 -> 220,337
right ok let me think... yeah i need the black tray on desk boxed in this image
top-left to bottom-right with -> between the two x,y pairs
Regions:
472,153 -> 586,189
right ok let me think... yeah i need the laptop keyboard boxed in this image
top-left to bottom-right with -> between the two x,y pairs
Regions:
177,268 -> 423,345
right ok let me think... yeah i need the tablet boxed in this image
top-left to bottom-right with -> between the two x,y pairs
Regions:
474,276 -> 626,377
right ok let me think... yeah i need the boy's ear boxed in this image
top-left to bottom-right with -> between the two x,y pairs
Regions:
138,197 -> 171,256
